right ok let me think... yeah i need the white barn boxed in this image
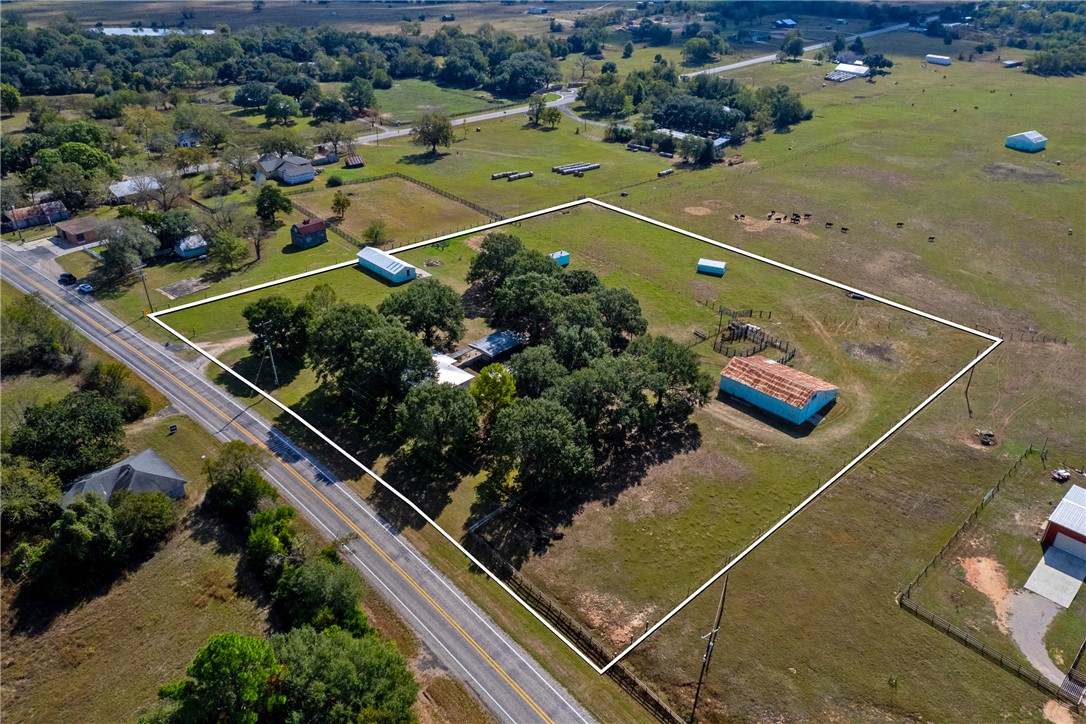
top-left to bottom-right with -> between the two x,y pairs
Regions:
357,247 -> 417,284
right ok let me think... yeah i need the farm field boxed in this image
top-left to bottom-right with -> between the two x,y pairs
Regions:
159,201 -> 982,651
372,79 -> 507,124
290,176 -> 489,246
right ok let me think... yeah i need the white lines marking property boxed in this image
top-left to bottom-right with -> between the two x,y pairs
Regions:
150,197 -> 1001,674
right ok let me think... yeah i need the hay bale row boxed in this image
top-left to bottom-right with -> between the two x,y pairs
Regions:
627,143 -> 652,152
659,151 -> 674,158
559,163 -> 601,175
491,170 -> 519,180
658,168 -> 674,177
552,161 -> 588,173
507,171 -> 534,181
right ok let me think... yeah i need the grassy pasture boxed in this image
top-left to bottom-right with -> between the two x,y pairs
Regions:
371,79 -> 506,124
291,176 -> 489,246
162,202 -> 980,652
906,454 -> 1079,671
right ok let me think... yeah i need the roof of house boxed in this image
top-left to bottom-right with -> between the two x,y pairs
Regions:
468,330 -> 527,359
60,449 -> 187,507
109,175 -> 161,198
55,215 -> 102,235
1049,485 -> 1086,536
176,234 -> 206,251
257,153 -> 313,174
357,246 -> 415,276
1009,130 -> 1047,142
433,352 -> 475,386
280,162 -> 313,178
721,355 -> 837,409
4,201 -> 67,221
293,219 -> 327,236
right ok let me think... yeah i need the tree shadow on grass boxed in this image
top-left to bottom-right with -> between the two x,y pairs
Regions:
367,445 -> 476,531
460,283 -> 493,320
464,421 -> 703,568
211,350 -> 305,397
397,151 -> 446,166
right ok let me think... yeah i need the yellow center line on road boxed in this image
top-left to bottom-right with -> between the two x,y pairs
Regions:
0,258 -> 554,724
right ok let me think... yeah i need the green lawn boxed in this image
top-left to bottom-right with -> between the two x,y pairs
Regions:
167,201 -> 980,654
373,79 -> 508,124
291,176 -> 488,246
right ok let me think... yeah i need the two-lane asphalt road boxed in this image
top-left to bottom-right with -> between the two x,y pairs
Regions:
0,244 -> 594,724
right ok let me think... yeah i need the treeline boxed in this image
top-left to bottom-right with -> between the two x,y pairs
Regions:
579,60 -> 810,138
970,2 -> 1086,75
0,14 -> 566,98
237,233 -> 710,506
140,441 -> 417,723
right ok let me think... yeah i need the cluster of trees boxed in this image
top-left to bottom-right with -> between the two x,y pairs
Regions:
0,15 -> 564,99
577,57 -> 809,137
463,232 -> 712,503
1,291 -> 84,374
142,441 -> 417,724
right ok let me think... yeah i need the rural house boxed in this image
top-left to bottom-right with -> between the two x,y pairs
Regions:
312,145 -> 339,166
290,219 -> 328,249
357,246 -> 417,284
719,355 -> 838,425
174,233 -> 207,258
467,330 -> 526,363
60,449 -> 187,507
2,201 -> 69,232
55,216 -> 102,245
257,153 -> 316,185
433,352 -> 475,387
1005,130 -> 1047,153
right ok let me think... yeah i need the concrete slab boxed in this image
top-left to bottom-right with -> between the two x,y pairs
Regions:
1024,547 -> 1086,608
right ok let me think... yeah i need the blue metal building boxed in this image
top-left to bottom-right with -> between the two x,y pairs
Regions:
549,250 -> 571,267
697,258 -> 727,277
720,355 -> 838,425
1006,130 -> 1047,153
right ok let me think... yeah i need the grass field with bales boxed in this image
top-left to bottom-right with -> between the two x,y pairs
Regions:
15,13 -> 1086,723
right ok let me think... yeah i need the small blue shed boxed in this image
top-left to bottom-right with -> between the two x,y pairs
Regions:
1006,130 -> 1047,153
174,234 -> 207,259
549,250 -> 570,267
697,258 -> 727,277
357,246 -> 417,284
720,355 -> 838,426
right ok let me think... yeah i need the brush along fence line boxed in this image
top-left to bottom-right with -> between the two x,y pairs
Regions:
467,532 -> 686,724
894,446 -> 1085,709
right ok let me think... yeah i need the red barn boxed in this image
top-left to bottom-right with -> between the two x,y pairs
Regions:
1041,484 -> 1086,559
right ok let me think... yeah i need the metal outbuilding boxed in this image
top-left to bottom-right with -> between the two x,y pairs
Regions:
357,246 -> 417,284
1005,130 -> 1047,153
720,356 -> 838,425
467,330 -> 526,361
925,54 -> 952,66
549,250 -> 570,267
1042,485 -> 1086,558
697,258 -> 727,277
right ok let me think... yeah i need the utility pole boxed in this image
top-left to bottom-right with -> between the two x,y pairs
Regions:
690,574 -> 728,723
255,320 -> 280,387
133,263 -> 154,313
9,205 -> 25,243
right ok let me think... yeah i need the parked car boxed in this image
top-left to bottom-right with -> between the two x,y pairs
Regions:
59,272 -> 77,285
77,283 -> 94,294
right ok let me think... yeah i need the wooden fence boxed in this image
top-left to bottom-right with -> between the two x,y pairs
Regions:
469,534 -> 685,724
898,596 -> 1077,707
901,446 -> 1033,599
895,445 -> 1083,709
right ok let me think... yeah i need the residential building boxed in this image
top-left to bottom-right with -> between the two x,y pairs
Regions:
257,153 -> 316,185
60,449 -> 187,507
290,218 -> 328,249
2,201 -> 69,232
55,216 -> 102,245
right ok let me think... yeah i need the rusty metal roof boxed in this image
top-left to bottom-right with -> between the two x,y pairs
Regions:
721,355 -> 837,409
293,218 -> 327,236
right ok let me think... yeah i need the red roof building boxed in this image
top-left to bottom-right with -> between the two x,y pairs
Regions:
719,355 -> 838,425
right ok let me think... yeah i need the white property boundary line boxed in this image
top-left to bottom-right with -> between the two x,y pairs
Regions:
150,197 -> 1001,674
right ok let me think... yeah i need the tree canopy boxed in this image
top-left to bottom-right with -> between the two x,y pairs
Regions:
10,391 -> 126,481
377,278 -> 466,350
490,398 -> 593,502
410,112 -> 454,154
396,381 -> 478,455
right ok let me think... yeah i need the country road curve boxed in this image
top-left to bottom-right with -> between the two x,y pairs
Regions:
356,19 -> 932,146
0,242 -> 595,724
